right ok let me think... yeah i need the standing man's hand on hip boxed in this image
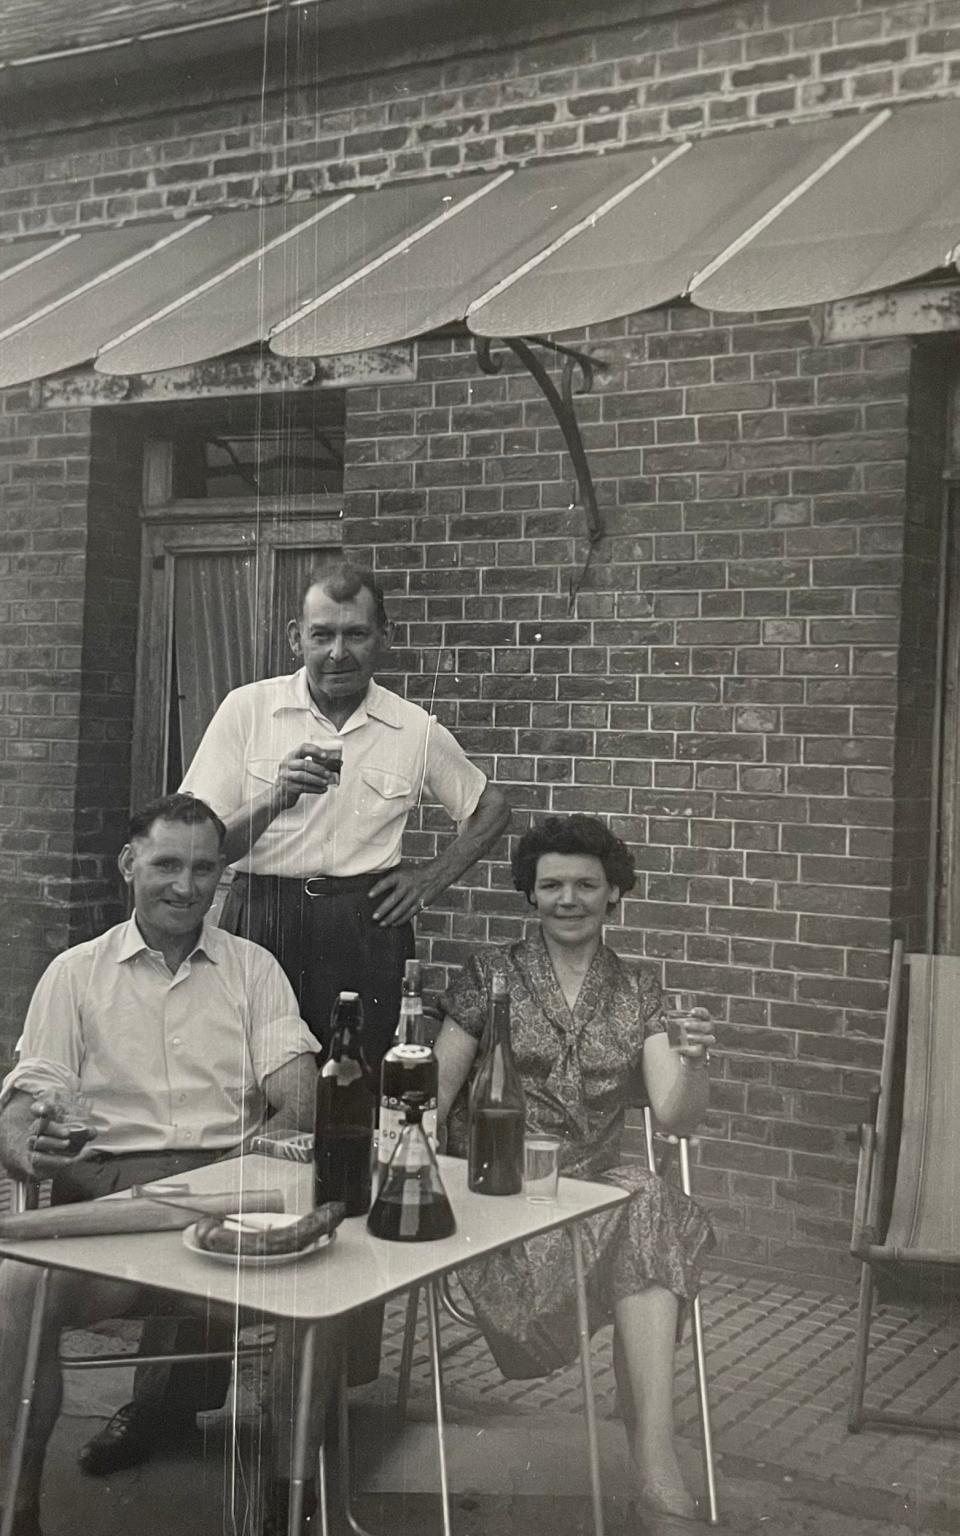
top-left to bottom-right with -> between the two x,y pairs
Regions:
369,865 -> 433,926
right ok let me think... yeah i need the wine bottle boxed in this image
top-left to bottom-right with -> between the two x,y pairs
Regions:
377,958 -> 439,1169
314,990 -> 376,1216
467,971 -> 525,1196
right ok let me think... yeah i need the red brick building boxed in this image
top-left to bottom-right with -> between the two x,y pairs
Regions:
2,0 -> 959,1283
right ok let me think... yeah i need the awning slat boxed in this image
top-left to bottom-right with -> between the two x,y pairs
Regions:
691,97 -> 960,312
0,96 -> 955,392
269,147 -> 662,357
98,174 -> 505,375
465,114 -> 873,338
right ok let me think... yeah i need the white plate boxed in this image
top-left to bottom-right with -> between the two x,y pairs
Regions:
182,1212 -> 335,1266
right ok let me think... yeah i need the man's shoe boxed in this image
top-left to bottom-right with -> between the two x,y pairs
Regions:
0,1508 -> 43,1536
77,1401 -> 157,1476
259,1477 -> 317,1536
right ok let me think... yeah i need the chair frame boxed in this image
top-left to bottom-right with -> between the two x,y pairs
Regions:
7,1173 -> 270,1373
396,1107 -> 720,1527
848,938 -> 960,1436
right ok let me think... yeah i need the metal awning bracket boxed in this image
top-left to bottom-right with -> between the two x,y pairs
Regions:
474,334 -> 607,545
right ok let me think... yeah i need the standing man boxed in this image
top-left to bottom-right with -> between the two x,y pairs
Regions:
181,557 -> 510,1069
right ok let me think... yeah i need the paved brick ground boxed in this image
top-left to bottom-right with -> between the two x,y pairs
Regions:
46,1264 -> 960,1534
369,1269 -> 960,1516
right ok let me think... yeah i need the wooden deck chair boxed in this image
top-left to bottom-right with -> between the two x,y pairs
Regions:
848,939 -> 960,1434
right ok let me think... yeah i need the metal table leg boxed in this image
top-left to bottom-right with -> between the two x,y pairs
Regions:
338,1280 -> 454,1536
679,1140 -> 720,1527
1,1267 -> 50,1536
316,1442 -> 330,1536
570,1224 -> 604,1536
338,1334 -> 377,1536
288,1322 -> 318,1536
425,1278 -> 453,1536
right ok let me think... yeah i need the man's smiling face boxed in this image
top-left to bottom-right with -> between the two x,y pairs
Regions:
119,817 -> 223,946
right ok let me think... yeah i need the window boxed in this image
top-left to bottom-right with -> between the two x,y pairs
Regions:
132,392 -> 344,806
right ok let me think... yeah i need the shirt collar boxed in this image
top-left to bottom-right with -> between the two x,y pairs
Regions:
119,914 -> 221,965
274,671 -> 403,731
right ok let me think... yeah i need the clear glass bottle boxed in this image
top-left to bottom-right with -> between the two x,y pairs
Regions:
377,958 -> 439,1170
367,1092 -> 456,1242
467,971 -> 526,1196
314,990 -> 376,1216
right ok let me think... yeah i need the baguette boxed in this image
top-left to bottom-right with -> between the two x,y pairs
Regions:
0,1189 -> 284,1242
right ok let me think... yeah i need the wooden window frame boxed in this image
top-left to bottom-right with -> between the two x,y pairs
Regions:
132,438 -> 342,809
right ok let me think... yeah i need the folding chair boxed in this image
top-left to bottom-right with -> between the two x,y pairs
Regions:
396,1095 -> 720,1527
848,939 -> 960,1434
5,1170 -> 271,1372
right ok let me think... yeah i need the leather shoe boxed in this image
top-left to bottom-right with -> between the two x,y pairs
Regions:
632,1498 -> 714,1535
258,1478 -> 318,1536
0,1508 -> 43,1536
77,1401 -> 158,1476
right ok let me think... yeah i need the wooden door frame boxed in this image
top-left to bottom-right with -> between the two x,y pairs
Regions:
131,438 -> 342,809
933,374 -> 960,953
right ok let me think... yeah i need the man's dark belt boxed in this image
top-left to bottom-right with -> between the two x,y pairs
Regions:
240,870 -> 395,898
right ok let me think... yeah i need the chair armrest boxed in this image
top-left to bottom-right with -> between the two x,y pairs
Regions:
12,1175 -> 40,1215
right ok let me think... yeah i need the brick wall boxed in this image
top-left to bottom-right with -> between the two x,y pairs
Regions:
340,315 -> 932,1284
1,0 -> 959,1277
0,392 -> 95,1052
2,0 -> 960,230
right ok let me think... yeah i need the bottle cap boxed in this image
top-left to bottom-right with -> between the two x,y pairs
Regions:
402,959 -> 422,992
491,972 -> 509,997
339,990 -> 360,1002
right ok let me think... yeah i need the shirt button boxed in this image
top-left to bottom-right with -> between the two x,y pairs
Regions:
171,1038 -> 181,1047
178,1094 -> 187,1105
183,1130 -> 193,1141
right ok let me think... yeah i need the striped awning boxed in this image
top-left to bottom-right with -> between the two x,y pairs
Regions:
0,96 -> 958,390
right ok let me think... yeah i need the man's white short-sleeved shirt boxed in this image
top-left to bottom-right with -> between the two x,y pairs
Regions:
180,672 -> 487,878
1,917 -> 318,1153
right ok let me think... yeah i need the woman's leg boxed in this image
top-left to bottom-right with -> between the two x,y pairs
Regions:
613,1286 -> 696,1518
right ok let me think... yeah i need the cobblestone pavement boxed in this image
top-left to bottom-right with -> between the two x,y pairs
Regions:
365,1268 -> 960,1522
51,1266 -> 960,1534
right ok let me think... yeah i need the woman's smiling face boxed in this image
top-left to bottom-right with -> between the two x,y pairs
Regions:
532,852 -> 619,946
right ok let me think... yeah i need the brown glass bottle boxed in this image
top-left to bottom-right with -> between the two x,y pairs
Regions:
467,972 -> 526,1196
314,991 -> 377,1216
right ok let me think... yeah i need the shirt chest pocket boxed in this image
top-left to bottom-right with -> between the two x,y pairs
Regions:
354,766 -> 414,839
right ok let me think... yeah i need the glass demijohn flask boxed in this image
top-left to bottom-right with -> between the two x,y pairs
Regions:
467,971 -> 526,1195
367,1092 -> 456,1242
314,990 -> 376,1217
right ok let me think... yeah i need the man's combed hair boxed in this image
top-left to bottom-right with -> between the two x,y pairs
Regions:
299,558 -> 388,629
128,793 -> 226,847
511,814 -> 636,899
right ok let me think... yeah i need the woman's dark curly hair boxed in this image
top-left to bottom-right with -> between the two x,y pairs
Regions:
511,815 -> 636,902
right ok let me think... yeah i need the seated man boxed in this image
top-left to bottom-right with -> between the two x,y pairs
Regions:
0,793 -> 334,1536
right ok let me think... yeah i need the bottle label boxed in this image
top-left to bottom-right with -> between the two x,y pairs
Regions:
322,1056 -> 362,1086
378,1097 -> 438,1162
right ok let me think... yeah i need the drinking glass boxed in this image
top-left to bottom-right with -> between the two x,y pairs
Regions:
663,990 -> 697,1051
523,1133 -> 561,1203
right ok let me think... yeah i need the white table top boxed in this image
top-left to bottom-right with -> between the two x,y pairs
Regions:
0,1155 -> 627,1322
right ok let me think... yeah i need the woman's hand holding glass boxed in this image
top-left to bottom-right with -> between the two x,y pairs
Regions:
662,991 -> 715,1068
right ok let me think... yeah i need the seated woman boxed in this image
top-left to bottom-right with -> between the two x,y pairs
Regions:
434,814 -> 716,1536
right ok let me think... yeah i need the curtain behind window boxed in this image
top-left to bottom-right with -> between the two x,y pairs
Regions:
173,552 -> 258,778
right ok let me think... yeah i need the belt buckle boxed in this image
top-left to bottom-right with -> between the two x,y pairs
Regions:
304,876 -> 331,898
